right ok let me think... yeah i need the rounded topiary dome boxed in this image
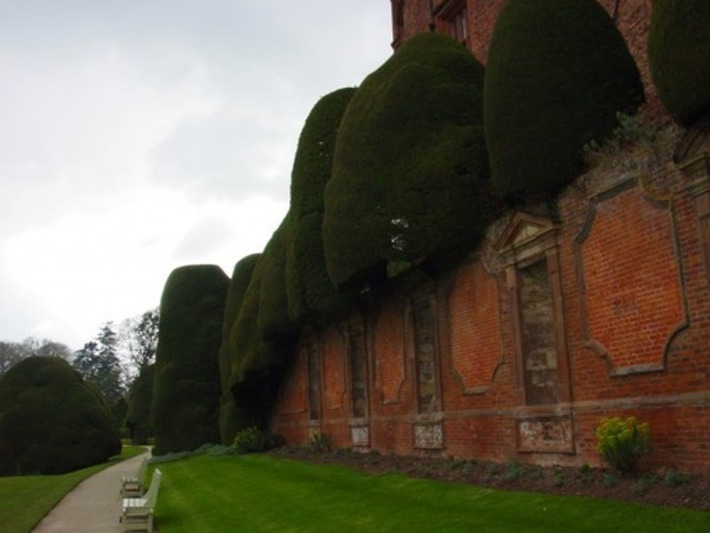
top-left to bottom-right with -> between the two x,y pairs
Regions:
287,88 -> 357,322
648,0 -> 710,127
484,0 -> 644,201
0,356 -> 121,475
152,264 -> 229,455
323,32 -> 493,291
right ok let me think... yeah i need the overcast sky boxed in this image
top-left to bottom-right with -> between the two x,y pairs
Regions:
0,0 -> 393,350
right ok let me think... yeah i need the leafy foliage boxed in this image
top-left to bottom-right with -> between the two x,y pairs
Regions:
484,0 -> 644,201
0,356 -> 121,475
596,416 -> 651,471
307,430 -> 333,453
324,32 -> 495,291
72,322 -> 124,405
233,426 -> 282,454
152,265 -> 229,455
648,0 -> 710,127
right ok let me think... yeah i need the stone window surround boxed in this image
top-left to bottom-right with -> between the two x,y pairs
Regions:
433,0 -> 469,47
495,212 -> 572,407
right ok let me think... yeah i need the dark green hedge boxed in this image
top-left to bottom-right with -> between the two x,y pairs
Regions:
0,356 -> 121,475
648,0 -> 710,127
227,253 -> 295,430
125,364 -> 154,445
287,88 -> 357,322
256,218 -> 297,340
221,90 -> 359,434
218,254 -> 260,445
484,0 -> 644,201
152,265 -> 229,455
290,88 -> 357,218
323,32 -> 494,291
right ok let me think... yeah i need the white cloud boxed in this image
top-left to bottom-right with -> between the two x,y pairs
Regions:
4,188 -> 287,348
0,0 -> 392,348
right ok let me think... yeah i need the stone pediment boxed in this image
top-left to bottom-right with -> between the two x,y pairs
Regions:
495,212 -> 556,252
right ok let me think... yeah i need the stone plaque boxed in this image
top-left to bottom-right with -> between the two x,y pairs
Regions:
414,423 -> 443,449
351,425 -> 369,447
517,416 -> 573,454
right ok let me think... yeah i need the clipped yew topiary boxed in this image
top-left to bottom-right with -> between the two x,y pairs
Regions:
648,0 -> 710,127
256,217 -> 297,340
125,364 -> 155,445
152,264 -> 229,455
227,251 -> 295,432
287,88 -> 357,322
484,0 -> 644,201
218,254 -> 260,445
323,32 -> 494,291
0,356 -> 121,475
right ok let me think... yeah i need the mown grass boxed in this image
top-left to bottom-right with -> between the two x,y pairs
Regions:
154,454 -> 710,532
0,445 -> 144,533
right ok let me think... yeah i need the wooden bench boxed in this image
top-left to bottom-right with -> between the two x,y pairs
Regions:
121,457 -> 148,497
121,468 -> 162,532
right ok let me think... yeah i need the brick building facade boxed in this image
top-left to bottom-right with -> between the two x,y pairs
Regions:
270,1 -> 710,472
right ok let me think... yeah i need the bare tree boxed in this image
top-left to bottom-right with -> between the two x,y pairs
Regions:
118,308 -> 160,381
0,337 -> 71,377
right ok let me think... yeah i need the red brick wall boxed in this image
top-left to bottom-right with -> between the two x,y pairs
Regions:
271,121 -> 710,472
578,183 -> 685,372
270,1 -> 710,473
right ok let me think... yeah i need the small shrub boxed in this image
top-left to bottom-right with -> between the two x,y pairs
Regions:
149,450 -> 195,464
583,113 -> 654,156
150,443 -> 239,464
460,460 -> 476,476
503,460 -> 523,483
603,472 -> 618,488
664,468 -> 691,488
634,476 -> 651,495
308,430 -> 332,453
484,462 -> 498,481
233,427 -> 281,454
577,463 -> 593,486
529,465 -> 545,480
206,444 -> 237,456
553,467 -> 565,487
442,459 -> 465,473
595,416 -> 651,471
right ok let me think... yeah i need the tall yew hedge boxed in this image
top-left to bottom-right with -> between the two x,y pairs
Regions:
484,0 -> 644,201
286,88 -> 357,323
152,265 -> 228,455
125,363 -> 155,445
323,32 -> 494,291
219,254 -> 260,445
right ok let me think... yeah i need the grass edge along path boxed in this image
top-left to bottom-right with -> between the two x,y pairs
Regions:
154,453 -> 710,533
0,445 -> 145,533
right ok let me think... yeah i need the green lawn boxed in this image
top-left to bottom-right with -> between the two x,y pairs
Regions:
154,454 -> 709,533
0,445 -> 144,533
